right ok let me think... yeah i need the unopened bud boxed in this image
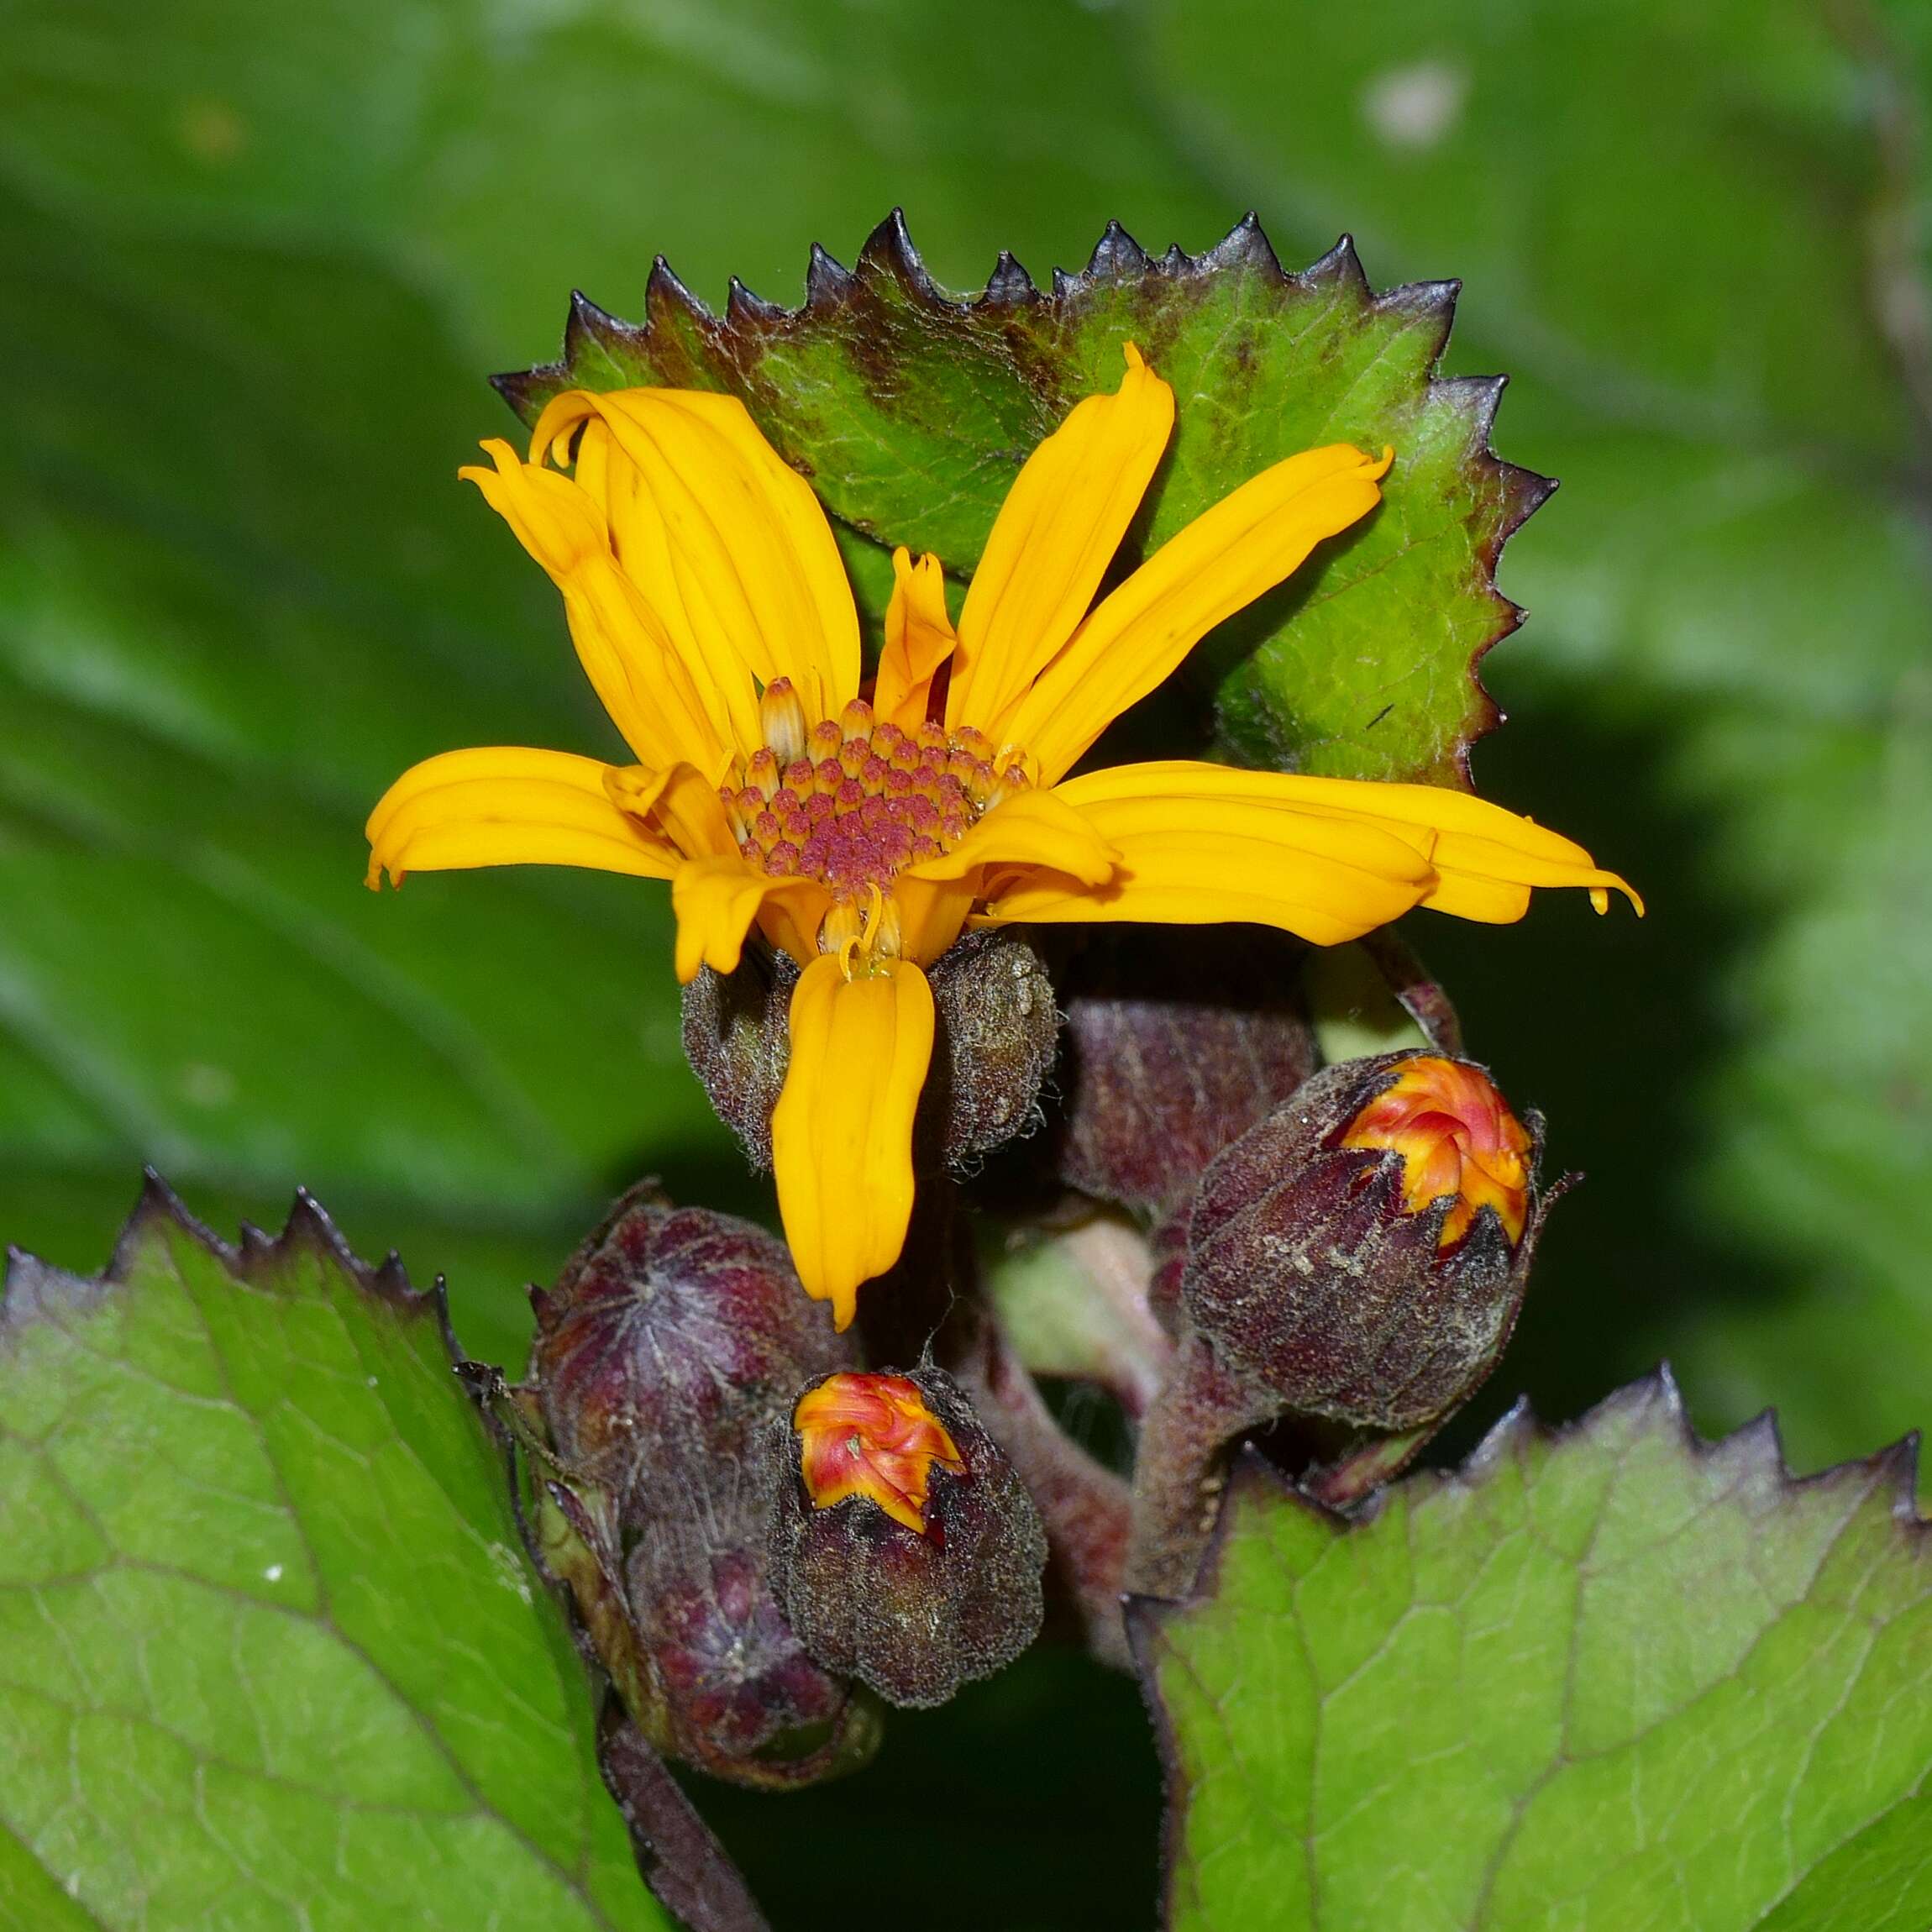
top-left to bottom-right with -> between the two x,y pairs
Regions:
528,1187 -> 878,1787
759,676 -> 810,764
1181,1051 -> 1545,1432
681,947 -> 800,1171
770,1367 -> 1048,1708
925,928 -> 1059,1163
1053,928 -> 1318,1210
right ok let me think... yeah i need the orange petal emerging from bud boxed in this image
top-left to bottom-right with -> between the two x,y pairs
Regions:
1340,1054 -> 1531,1247
794,1372 -> 965,1535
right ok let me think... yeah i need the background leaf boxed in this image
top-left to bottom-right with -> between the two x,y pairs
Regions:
3,0 -> 1932,1924
1130,0 -> 1932,1471
1134,1373 -> 1932,1932
501,213 -> 1542,785
0,1180 -> 664,1930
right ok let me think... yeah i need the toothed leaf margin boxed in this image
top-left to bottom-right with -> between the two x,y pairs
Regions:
1129,1368 -> 1932,1931
0,1174 -> 678,1932
496,212 -> 1551,786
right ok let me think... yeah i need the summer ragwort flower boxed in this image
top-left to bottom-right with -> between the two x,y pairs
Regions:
368,346 -> 1636,1326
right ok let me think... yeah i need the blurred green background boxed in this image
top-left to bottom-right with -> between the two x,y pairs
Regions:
2,2 -> 1929,1924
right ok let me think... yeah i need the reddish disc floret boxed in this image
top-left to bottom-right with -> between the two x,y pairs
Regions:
721,685 -> 1026,903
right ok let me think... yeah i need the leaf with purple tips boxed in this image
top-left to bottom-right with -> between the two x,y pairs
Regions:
1131,1369 -> 1932,1931
0,1176 -> 689,1931
497,211 -> 1549,785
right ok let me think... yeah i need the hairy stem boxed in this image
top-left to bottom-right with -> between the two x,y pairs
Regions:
1123,1326 -> 1277,1600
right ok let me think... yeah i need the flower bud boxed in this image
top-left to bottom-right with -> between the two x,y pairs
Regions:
680,947 -> 799,1171
683,927 -> 1058,1173
528,1185 -> 879,1788
924,927 -> 1059,1163
1181,1051 -> 1544,1432
769,1367 -> 1048,1709
1053,927 -> 1319,1210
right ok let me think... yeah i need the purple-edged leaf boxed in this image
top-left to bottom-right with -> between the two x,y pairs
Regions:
0,1176 -> 686,1930
1131,1370 -> 1932,1931
499,213 -> 1550,785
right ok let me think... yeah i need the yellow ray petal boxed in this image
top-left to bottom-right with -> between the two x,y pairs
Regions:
671,854 -> 794,982
460,442 -> 726,771
570,418 -> 761,753
903,785 -> 1119,885
1002,444 -> 1392,784
873,548 -> 957,731
770,953 -> 936,1329
365,746 -> 675,887
1052,761 -> 1642,921
946,344 -> 1174,734
890,875 -> 977,968
604,759 -> 738,864
976,774 -> 1441,947
531,388 -> 860,727
757,880 -> 835,969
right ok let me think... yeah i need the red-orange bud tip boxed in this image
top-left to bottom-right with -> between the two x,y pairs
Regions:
1340,1054 -> 1531,1247
794,1372 -> 964,1535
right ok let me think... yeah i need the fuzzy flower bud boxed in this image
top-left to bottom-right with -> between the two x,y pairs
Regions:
680,948 -> 800,1171
527,1186 -> 878,1788
1181,1051 -> 1545,1432
769,1367 -> 1048,1709
682,927 -> 1058,1174
1053,929 -> 1319,1210
924,929 -> 1059,1163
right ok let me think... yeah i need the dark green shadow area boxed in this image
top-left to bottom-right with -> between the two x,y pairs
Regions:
1417,674 -> 1796,1458
688,1644 -> 1162,1932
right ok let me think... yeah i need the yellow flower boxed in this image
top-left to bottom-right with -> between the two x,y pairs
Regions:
367,346 -> 1638,1328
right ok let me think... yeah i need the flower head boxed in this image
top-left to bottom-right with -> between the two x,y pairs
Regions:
1183,1050 -> 1545,1432
368,345 -> 1637,1326
774,1366 -> 1047,1707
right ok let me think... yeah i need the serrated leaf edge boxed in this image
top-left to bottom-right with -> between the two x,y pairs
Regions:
1124,1364 -> 1925,1931
2,1168 -> 464,1355
491,210 -> 1552,785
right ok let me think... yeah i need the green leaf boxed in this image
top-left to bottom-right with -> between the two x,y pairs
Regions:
1126,0 -> 1932,1467
0,1179 -> 669,1931
0,174 -> 736,1349
499,212 -> 1548,785
1133,1372 -> 1932,1931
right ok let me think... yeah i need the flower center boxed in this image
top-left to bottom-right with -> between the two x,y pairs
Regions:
720,680 -> 1028,903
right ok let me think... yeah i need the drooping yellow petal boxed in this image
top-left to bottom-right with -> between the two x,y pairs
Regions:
903,785 -> 1119,885
670,854 -> 795,982
604,760 -> 739,864
873,548 -> 956,730
890,874 -> 977,969
460,442 -> 725,771
770,953 -> 936,1329
365,746 -> 675,887
530,388 -> 861,729
1002,444 -> 1393,784
1047,762 -> 1642,922
946,343 -> 1174,734
979,774 -> 1437,946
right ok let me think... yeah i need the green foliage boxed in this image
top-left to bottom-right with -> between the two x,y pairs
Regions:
0,1180 -> 659,1930
501,213 -> 1542,785
1136,0 -> 1932,1467
1136,1373 -> 1932,1931
7,0 -> 1926,1468
2,0 -> 1931,1920
0,177 -> 730,1353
